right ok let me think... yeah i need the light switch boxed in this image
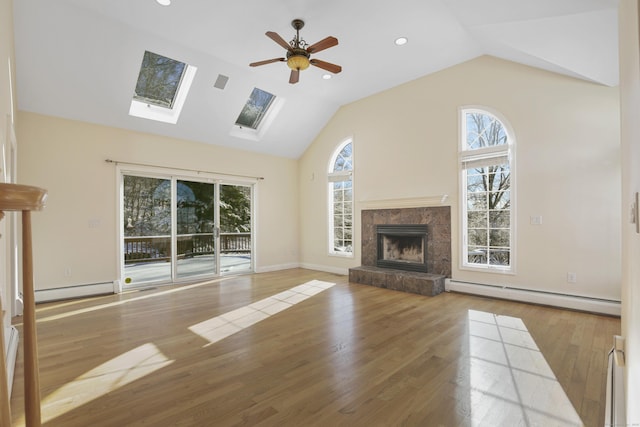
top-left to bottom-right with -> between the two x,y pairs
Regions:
530,215 -> 543,225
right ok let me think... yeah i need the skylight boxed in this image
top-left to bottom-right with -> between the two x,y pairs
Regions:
235,88 -> 276,130
129,51 -> 197,124
134,51 -> 186,108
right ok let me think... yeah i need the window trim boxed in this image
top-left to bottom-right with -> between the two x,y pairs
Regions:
328,138 -> 354,258
459,106 -> 516,274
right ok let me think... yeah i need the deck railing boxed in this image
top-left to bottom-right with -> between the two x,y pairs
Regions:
124,233 -> 251,264
220,233 -> 251,253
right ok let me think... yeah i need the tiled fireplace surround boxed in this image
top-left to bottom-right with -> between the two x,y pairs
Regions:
348,206 -> 451,296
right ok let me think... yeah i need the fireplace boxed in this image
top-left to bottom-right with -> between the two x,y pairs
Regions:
376,224 -> 428,273
349,206 -> 451,297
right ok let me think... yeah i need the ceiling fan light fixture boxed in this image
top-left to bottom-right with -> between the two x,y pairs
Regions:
287,55 -> 310,71
250,19 -> 340,84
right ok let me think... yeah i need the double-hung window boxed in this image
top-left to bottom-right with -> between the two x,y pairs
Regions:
328,139 -> 354,256
460,108 -> 515,272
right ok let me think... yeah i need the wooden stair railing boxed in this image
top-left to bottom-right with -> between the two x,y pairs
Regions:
0,183 -> 47,427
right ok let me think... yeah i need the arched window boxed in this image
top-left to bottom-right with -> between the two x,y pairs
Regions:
328,139 -> 354,256
460,108 -> 515,271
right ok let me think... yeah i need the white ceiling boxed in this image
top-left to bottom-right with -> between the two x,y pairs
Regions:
12,0 -> 619,159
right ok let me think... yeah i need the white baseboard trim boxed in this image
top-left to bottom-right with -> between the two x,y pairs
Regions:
299,263 -> 349,276
446,279 -> 621,316
255,263 -> 301,274
35,281 -> 116,303
255,263 -> 349,276
5,325 -> 18,397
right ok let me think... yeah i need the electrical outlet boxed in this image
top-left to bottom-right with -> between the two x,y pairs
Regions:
64,267 -> 72,277
567,272 -> 577,283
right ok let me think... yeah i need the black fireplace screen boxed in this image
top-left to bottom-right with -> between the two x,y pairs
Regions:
376,224 -> 428,272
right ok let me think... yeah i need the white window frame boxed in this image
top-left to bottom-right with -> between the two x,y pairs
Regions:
459,106 -> 516,273
328,138 -> 354,258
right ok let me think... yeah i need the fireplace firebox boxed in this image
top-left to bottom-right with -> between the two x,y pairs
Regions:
376,224 -> 428,273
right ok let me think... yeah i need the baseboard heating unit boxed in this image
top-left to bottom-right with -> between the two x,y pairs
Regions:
34,281 -> 116,303
604,337 -> 625,427
445,279 -> 621,316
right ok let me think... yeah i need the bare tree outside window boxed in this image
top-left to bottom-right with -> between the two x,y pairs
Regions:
134,51 -> 187,109
124,175 -> 170,237
235,88 -> 276,129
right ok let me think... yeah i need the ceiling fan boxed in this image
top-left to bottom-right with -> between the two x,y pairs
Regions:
250,19 -> 342,84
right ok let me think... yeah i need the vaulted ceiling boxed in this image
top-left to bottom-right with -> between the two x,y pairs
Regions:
12,0 -> 619,159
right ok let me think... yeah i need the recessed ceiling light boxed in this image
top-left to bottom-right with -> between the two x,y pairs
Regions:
395,37 -> 408,46
322,74 -> 332,80
156,0 -> 171,6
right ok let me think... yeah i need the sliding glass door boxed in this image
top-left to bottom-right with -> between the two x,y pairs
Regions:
122,174 -> 252,287
175,180 -> 216,279
219,184 -> 252,274
123,176 -> 172,284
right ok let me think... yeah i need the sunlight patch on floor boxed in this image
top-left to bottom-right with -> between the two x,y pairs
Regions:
189,280 -> 336,346
33,277 -> 234,323
465,310 -> 583,426
30,343 -> 173,424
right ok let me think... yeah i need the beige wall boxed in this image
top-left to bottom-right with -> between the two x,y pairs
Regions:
619,0 -> 640,422
299,55 -> 621,301
1,0 -> 17,322
17,112 -> 300,290
0,0 -> 15,128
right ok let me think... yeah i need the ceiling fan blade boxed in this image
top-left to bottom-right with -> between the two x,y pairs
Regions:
249,58 -> 285,67
289,69 -> 300,84
306,36 -> 338,54
266,31 -> 293,51
310,59 -> 342,74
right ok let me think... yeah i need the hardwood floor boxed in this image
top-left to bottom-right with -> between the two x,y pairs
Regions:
10,269 -> 620,426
